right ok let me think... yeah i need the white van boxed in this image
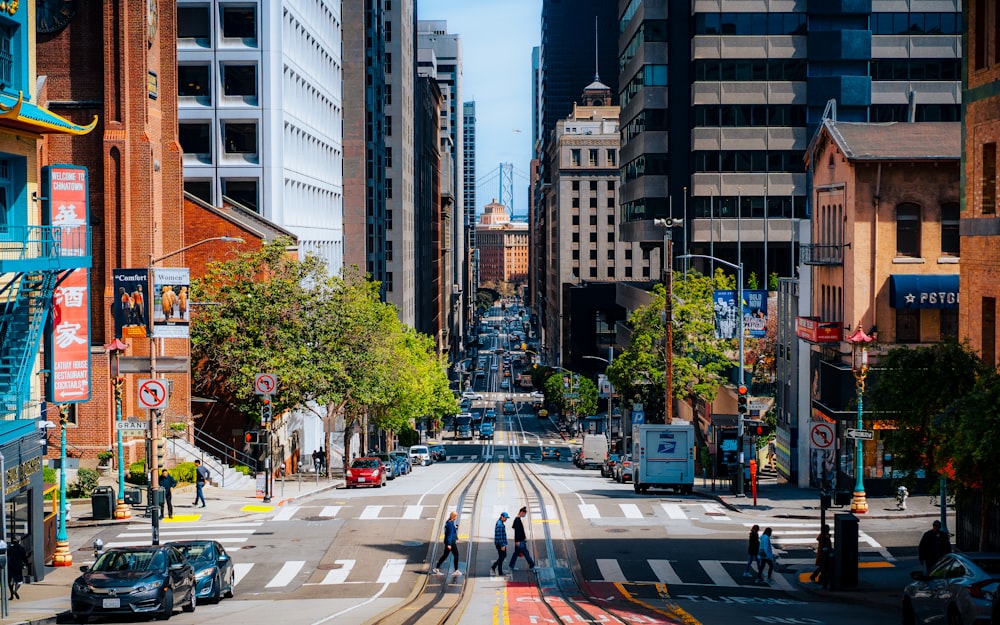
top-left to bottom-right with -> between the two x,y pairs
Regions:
409,445 -> 432,466
581,434 -> 609,469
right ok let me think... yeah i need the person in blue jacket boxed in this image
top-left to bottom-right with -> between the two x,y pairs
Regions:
756,527 -> 776,583
431,512 -> 461,576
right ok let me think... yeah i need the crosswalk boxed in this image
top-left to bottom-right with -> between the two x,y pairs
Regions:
577,501 -> 732,522
742,522 -> 893,561
591,557 -> 796,592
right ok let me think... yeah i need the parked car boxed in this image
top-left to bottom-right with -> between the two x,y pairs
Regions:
485,408 -> 497,420
168,540 -> 235,603
503,401 -> 516,414
602,454 -> 620,478
346,457 -> 387,488
572,448 -> 583,466
541,447 -> 561,461
529,391 -> 545,399
615,454 -> 634,483
429,444 -> 447,462
389,450 -> 412,475
461,391 -> 483,400
500,379 -> 509,389
902,552 -> 1000,625
409,445 -> 432,466
71,545 -> 196,622
368,452 -> 398,480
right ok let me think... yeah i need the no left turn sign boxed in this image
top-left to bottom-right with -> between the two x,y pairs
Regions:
255,373 -> 277,396
137,379 -> 169,411
810,422 -> 835,449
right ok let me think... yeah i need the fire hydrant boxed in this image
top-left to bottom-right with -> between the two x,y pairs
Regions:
896,485 -> 909,510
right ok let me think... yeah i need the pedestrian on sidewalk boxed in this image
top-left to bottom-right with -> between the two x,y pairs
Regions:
810,524 -> 832,587
743,525 -> 760,577
431,512 -> 461,577
755,527 -> 775,584
918,520 -> 951,574
193,460 -> 209,507
159,469 -> 177,518
508,507 -> 536,571
766,440 -> 777,472
490,512 -> 509,576
6,536 -> 28,600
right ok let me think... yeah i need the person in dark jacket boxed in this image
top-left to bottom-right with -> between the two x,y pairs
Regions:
508,507 -> 536,571
431,512 -> 461,576
918,520 -> 952,573
491,512 -> 509,576
810,524 -> 832,587
159,469 -> 177,518
6,536 -> 28,600
743,525 -> 760,577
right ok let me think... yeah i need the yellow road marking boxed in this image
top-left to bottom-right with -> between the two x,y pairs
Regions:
163,514 -> 200,523
531,519 -> 559,524
859,561 -> 895,569
241,505 -> 275,513
614,582 -> 702,625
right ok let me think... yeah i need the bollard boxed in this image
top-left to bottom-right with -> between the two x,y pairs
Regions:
897,485 -> 908,510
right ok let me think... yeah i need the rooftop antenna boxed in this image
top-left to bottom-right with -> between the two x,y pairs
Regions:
593,16 -> 600,83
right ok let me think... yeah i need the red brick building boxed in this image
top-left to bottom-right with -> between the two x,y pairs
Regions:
477,201 -> 529,287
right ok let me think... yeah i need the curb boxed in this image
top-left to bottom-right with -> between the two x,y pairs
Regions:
795,579 -> 901,614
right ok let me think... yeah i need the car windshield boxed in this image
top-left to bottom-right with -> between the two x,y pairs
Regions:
352,459 -> 378,469
411,447 -> 428,454
174,543 -> 212,562
93,550 -> 165,572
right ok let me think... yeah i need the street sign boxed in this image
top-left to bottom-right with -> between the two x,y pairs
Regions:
809,422 -> 835,449
564,393 -> 580,399
748,401 -> 768,411
846,428 -> 874,440
116,420 -> 149,430
137,378 -> 169,410
254,373 -> 277,396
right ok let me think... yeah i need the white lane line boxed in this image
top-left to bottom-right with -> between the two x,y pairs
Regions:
360,506 -> 382,520
265,560 -> 305,588
620,503 -> 643,519
272,506 -> 299,521
126,522 -> 262,529
115,529 -> 256,538
320,559 -> 355,584
701,503 -> 731,519
376,558 -> 407,584
660,503 -> 687,520
233,562 -> 254,586
648,559 -> 683,584
700,560 -> 739,587
597,559 -> 627,582
320,506 -> 342,517
103,538 -> 247,549
402,505 -> 424,520
579,504 -> 600,519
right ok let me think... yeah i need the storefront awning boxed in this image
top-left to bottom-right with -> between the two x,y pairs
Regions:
889,274 -> 959,309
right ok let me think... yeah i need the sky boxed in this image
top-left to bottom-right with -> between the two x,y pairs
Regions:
417,0 -> 540,217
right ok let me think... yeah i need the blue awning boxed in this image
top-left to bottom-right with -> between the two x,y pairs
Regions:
889,274 -> 959,309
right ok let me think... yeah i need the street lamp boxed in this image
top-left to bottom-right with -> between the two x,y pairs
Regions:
653,218 -> 682,423
52,405 -> 72,566
847,325 -> 872,515
676,253 -> 745,495
582,352 -> 615,449
105,338 -> 131,519
146,235 -> 244,545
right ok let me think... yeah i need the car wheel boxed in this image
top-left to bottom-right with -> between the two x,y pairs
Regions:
901,599 -> 916,625
634,482 -> 641,494
183,587 -> 196,612
72,614 -> 89,624
159,589 -> 174,620
211,573 -> 223,603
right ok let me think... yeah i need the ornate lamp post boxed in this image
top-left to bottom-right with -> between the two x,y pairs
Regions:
106,338 -> 131,519
52,405 -> 72,566
848,325 -> 873,515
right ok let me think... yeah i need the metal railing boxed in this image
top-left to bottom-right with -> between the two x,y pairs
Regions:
0,225 -> 92,261
800,244 -> 843,266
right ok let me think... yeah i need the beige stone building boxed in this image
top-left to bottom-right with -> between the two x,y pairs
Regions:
477,201 -> 528,286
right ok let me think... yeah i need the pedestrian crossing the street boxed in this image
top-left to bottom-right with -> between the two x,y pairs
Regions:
742,522 -> 893,561
591,557 -> 796,592
577,501 -> 733,523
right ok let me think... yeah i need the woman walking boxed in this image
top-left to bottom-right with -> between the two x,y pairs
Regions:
431,512 -> 462,576
742,525 -> 760,578
810,524 -> 832,587
755,527 -> 775,584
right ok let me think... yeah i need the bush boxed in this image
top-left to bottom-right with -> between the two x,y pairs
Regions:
127,460 -> 148,485
397,426 -> 419,448
233,465 -> 251,476
97,450 -> 114,464
43,466 -> 57,485
170,462 -> 196,484
67,468 -> 100,498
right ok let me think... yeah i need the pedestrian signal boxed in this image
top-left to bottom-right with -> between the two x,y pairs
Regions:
245,431 -> 260,445
737,385 -> 749,415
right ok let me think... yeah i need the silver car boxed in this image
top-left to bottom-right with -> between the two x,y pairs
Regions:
409,445 -> 432,466
902,552 -> 1000,625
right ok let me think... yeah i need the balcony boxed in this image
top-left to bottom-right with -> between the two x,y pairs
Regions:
0,225 -> 92,273
800,243 -> 843,266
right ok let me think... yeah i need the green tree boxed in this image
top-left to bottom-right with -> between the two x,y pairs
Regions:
543,372 -> 597,420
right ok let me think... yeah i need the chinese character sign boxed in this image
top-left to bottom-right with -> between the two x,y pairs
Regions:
152,268 -> 190,338
43,165 -> 89,258
112,269 -> 149,339
46,269 -> 91,403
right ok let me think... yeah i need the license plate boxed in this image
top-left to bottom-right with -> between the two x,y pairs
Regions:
102,598 -> 121,609
358,477 -> 366,482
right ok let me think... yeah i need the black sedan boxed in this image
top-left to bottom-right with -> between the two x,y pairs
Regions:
541,447 -> 561,461
71,545 -> 196,623
430,444 -> 447,461
168,540 -> 235,603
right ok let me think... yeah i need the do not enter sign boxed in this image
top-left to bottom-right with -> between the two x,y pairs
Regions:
810,422 -> 835,449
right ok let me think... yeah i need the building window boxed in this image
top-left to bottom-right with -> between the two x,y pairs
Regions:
222,64 -> 257,98
625,266 -> 633,277
896,203 -> 921,257
572,215 -> 579,225
222,6 -> 257,41
184,180 -> 212,204
589,215 -> 598,226
386,240 -> 393,262
572,233 -> 579,243
179,122 -> 211,157
607,149 -> 616,166
385,84 -> 392,105
589,149 -> 598,166
178,65 -> 211,98
386,147 -> 392,168
178,6 -> 211,41
984,297 -> 997,366
386,116 -> 392,137
940,310 -> 959,340
386,52 -> 392,74
386,177 -> 392,199
589,233 -> 597,243
607,250 -> 614,260
385,20 -> 392,42
607,197 -> 615,208
607,232 -> 614,243
0,160 -> 9,231
0,24 -> 13,91
571,149 -> 581,166
983,143 -> 996,214
607,215 -> 615,226
572,180 -> 579,190
590,181 -> 598,191
223,179 -> 258,212
590,267 -> 598,278
590,250 -> 598,260
572,250 -> 579,260
224,122 -> 257,154
589,197 -> 598,208
941,203 -> 960,256
572,197 -> 580,208
895,309 -> 920,343
386,271 -> 393,292
625,249 -> 632,260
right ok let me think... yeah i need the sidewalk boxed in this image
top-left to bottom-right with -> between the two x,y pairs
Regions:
3,473 -> 343,625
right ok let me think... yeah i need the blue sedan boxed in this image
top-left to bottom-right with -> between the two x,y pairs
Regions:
169,540 -> 235,603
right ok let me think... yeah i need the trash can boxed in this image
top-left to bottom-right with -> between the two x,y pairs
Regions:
124,487 -> 142,505
91,486 -> 116,520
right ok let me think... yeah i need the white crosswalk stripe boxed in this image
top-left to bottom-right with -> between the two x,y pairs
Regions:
272,505 -> 300,521
575,501 -> 735,523
265,561 -> 305,588
592,558 -> 785,590
105,521 -> 262,549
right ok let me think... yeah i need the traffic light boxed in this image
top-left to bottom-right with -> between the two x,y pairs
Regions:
744,420 -> 771,437
155,437 -> 166,465
245,431 -> 260,445
737,385 -> 748,415
261,397 -> 273,425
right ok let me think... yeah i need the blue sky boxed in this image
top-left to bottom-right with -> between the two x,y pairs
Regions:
418,0 -> 540,216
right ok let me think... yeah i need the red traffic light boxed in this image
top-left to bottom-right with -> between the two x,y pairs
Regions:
738,385 -> 748,395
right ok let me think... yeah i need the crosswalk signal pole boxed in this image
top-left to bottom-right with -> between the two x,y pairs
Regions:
262,398 -> 272,503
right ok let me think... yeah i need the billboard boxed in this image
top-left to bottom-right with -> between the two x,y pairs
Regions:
151,267 -> 190,338
46,269 -> 91,403
113,268 -> 149,339
42,165 -> 89,257
713,289 -> 769,339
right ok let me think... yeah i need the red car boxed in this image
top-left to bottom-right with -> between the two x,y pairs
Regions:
346,457 -> 386,488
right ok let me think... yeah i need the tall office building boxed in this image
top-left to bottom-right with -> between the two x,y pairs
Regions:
418,21 -> 466,360
617,1 -> 962,283
176,0 -> 345,271
463,101 -> 478,292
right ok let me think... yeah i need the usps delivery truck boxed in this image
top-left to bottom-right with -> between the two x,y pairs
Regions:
631,421 -> 695,494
